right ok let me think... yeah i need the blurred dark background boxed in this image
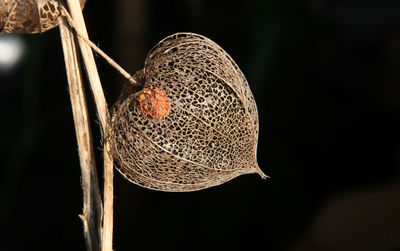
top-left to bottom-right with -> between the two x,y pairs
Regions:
1,0 -> 400,250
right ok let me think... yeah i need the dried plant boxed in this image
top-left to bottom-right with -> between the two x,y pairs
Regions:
0,0 -> 85,33
111,33 -> 267,192
1,1 -> 108,250
1,2 -> 268,250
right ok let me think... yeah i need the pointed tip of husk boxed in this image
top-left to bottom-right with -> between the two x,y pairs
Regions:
254,165 -> 269,179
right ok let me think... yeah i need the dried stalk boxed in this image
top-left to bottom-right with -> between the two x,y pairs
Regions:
64,0 -> 114,250
59,5 -> 139,88
58,16 -> 102,251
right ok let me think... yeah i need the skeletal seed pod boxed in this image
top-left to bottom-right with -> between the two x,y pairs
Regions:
0,0 -> 86,34
111,33 -> 267,192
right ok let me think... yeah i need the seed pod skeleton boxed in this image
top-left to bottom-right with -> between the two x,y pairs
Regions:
0,0 -> 86,34
111,33 -> 267,192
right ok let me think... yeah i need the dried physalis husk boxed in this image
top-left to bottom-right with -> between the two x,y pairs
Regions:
0,0 -> 86,34
111,33 -> 267,192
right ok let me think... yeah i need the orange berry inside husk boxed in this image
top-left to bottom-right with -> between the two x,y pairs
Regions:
136,86 -> 170,120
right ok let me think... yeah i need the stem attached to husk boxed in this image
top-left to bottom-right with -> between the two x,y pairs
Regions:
60,5 -> 140,88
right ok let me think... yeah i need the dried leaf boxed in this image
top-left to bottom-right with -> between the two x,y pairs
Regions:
111,33 -> 267,192
0,0 -> 86,34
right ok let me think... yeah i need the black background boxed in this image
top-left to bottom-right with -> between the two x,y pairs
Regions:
1,0 -> 400,250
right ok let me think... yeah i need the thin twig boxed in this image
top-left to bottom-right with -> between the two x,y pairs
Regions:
64,0 -> 114,250
60,5 -> 140,88
58,16 -> 103,251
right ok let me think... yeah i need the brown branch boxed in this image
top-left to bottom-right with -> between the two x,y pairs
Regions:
64,0 -> 114,250
59,5 -> 139,88
58,16 -> 103,251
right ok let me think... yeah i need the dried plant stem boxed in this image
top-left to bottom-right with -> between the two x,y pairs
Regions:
60,6 -> 139,87
65,0 -> 114,250
58,16 -> 103,251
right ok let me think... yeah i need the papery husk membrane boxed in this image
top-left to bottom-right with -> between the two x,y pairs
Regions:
111,33 -> 266,192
